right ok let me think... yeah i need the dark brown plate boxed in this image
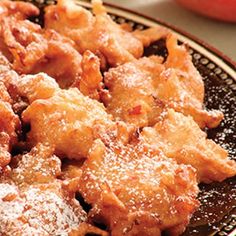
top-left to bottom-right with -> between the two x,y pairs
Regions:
27,0 -> 236,235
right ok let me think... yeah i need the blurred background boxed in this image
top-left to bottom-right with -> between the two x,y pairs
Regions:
105,0 -> 236,62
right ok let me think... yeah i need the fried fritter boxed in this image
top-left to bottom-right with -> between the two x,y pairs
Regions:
45,0 -> 168,67
140,109 -> 236,183
9,143 -> 61,186
79,139 -> 199,235
14,73 -> 59,103
16,73 -> 117,159
0,101 -> 20,169
0,181 -> 88,235
0,0 -> 39,61
163,35 -> 223,128
102,55 -> 165,128
1,16 -> 104,96
73,50 -> 103,100
1,17 -> 82,88
0,0 -> 39,20
0,54 -> 20,170
0,143 -> 108,236
102,35 -> 223,128
0,143 -> 85,235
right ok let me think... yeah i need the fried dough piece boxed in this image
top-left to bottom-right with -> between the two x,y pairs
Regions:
14,73 -> 60,103
0,181 -> 88,235
0,0 -> 39,61
0,54 -> 20,169
10,143 -> 61,186
73,50 -> 103,100
0,144 -> 108,236
45,0 -> 168,67
0,0 -> 39,20
103,55 -> 165,128
0,101 -> 20,169
103,35 -> 223,128
1,17 -> 82,88
140,109 -> 236,183
0,52 -> 19,104
17,73 -> 116,159
163,35 -> 223,128
79,139 -> 199,236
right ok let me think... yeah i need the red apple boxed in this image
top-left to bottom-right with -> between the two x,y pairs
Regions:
176,0 -> 236,22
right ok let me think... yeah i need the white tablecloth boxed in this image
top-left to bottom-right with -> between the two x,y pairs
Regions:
105,0 -> 236,62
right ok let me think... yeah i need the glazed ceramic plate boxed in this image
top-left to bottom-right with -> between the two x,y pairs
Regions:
30,0 -> 236,235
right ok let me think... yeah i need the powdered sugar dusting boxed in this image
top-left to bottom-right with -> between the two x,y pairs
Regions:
0,183 -> 87,235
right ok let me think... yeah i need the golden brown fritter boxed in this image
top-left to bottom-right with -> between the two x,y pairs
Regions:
140,109 -> 236,183
163,35 -> 223,128
1,17 -> 82,88
16,73 -> 118,159
45,0 -> 168,67
0,101 -> 20,169
9,143 -> 61,186
72,50 -> 103,100
79,139 -> 199,236
102,55 -> 165,128
0,54 -> 20,170
0,181 -> 88,235
102,35 -> 223,129
0,0 -> 39,61
13,73 -> 60,103
0,144 -> 108,236
0,0 -> 39,20
1,16 -> 104,96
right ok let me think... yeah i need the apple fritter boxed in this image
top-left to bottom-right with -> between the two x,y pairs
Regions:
73,50 -> 103,100
0,143 -> 108,236
102,35 -> 223,129
79,139 -> 199,236
44,0 -> 168,67
14,73 -> 59,103
1,17 -> 82,88
0,0 -> 39,61
0,54 -> 20,170
102,55 -> 165,128
16,73 -> 119,159
0,181 -> 88,235
9,143 -> 61,186
0,0 -> 39,20
140,109 -> 236,183
163,35 -> 223,128
0,101 -> 20,169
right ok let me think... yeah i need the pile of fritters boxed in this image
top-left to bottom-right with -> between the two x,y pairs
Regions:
0,0 -> 235,235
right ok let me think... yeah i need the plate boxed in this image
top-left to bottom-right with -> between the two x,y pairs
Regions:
31,0 -> 236,235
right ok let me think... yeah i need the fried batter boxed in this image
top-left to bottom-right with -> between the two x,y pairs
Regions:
45,0 -> 168,67
103,35 -> 223,128
79,139 -> 199,235
0,181 -> 88,235
10,143 -> 61,186
0,0 -> 39,61
140,109 -> 236,183
0,101 -> 20,169
0,54 -> 20,170
17,73 -> 115,159
71,50 -> 103,100
1,17 -> 82,88
0,0 -> 39,20
163,35 -> 223,128
102,55 -> 165,128
0,143 -> 108,236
